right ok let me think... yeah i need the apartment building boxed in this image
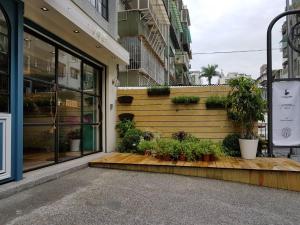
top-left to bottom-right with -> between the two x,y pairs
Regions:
117,0 -> 192,86
0,0 -> 129,183
282,0 -> 300,78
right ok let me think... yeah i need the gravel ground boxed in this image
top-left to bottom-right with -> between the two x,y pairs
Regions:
0,168 -> 299,225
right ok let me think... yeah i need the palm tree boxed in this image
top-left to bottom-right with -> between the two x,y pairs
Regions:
200,64 -> 220,85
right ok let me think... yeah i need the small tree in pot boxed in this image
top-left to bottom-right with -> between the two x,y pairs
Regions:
227,77 -> 265,159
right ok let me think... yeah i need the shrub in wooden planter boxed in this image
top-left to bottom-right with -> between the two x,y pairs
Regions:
172,96 -> 200,104
119,113 -> 134,121
118,96 -> 134,104
205,96 -> 227,109
147,86 -> 170,96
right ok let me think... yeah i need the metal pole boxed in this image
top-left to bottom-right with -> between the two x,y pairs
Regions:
286,0 -> 294,157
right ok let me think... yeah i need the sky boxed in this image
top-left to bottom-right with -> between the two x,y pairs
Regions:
184,0 -> 286,80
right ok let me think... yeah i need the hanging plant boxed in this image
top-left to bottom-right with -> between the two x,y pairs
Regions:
119,113 -> 134,121
147,86 -> 170,96
172,96 -> 200,104
118,96 -> 134,104
205,96 -> 227,109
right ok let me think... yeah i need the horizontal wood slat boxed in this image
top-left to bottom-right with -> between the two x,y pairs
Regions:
90,153 -> 300,192
117,87 -> 244,139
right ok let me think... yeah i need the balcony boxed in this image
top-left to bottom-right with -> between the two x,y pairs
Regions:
119,0 -> 170,60
175,50 -> 189,70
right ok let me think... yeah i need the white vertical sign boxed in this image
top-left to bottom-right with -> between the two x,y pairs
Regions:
273,81 -> 300,146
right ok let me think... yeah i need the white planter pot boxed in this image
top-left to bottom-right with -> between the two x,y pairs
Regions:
70,139 -> 80,152
239,139 -> 258,160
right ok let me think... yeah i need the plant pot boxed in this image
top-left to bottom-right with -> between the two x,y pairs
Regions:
70,139 -> 80,152
179,154 -> 186,161
202,154 -> 211,162
119,113 -> 134,121
118,96 -> 134,104
210,154 -> 216,161
239,139 -> 258,160
163,155 -> 172,161
144,150 -> 151,156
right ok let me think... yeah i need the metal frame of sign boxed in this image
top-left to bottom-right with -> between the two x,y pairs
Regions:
267,10 -> 300,156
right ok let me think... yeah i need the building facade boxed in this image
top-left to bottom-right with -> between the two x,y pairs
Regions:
219,72 -> 252,85
282,0 -> 300,78
0,0 -> 129,183
188,71 -> 202,85
117,0 -> 192,87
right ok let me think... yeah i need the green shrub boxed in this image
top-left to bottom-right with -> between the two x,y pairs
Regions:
172,96 -> 200,104
116,120 -> 135,138
227,77 -> 266,139
181,140 -> 201,161
222,134 -> 241,157
147,86 -> 170,96
156,139 -> 181,160
205,96 -> 227,109
137,140 -> 158,155
120,129 -> 143,153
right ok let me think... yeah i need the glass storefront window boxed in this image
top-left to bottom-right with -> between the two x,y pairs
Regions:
83,124 -> 100,155
58,50 -> 81,89
23,31 -> 103,170
23,33 -> 55,83
23,126 -> 55,171
83,94 -> 99,123
58,89 -> 81,124
24,81 -> 56,124
58,125 -> 81,161
83,63 -> 99,95
0,8 -> 9,113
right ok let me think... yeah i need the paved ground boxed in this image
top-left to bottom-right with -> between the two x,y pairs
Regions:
0,168 -> 299,225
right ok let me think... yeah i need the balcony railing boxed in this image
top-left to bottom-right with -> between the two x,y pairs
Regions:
175,51 -> 189,70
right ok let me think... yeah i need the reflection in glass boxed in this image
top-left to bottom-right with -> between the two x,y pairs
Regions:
0,75 -> 8,94
23,32 -> 55,83
83,95 -> 99,123
0,94 -> 8,112
58,89 -> 81,124
58,50 -> 81,89
83,63 -> 99,94
83,125 -> 99,154
59,125 -> 81,161
24,81 -> 56,123
0,9 -> 8,75
23,126 -> 55,170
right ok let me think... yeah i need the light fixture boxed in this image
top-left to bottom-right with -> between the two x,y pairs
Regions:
24,38 -> 30,41
96,45 -> 101,48
41,7 -> 49,11
73,30 -> 80,34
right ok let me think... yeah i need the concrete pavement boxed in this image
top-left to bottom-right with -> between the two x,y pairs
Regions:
0,168 -> 300,225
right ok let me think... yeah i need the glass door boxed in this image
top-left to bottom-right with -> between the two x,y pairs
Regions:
23,31 -> 103,171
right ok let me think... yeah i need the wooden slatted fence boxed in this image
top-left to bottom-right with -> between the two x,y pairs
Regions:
117,86 -> 241,141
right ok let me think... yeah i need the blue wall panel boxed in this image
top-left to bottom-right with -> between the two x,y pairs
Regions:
0,0 -> 24,183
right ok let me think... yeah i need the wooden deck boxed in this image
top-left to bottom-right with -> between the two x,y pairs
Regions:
89,153 -> 300,192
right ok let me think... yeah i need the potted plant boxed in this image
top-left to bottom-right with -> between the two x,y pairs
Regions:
205,96 -> 227,109
227,77 -> 265,159
68,129 -> 81,152
118,96 -> 134,104
119,113 -> 134,121
171,96 -> 200,104
147,86 -> 170,96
